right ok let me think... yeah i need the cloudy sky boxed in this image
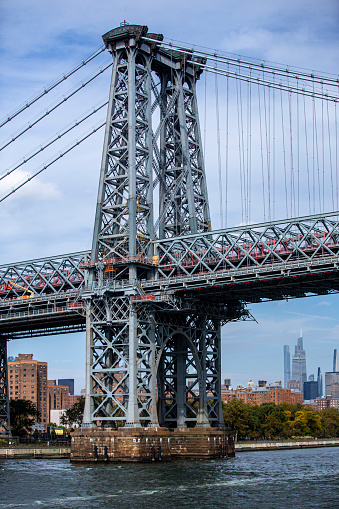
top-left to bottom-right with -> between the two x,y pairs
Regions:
1,0 -> 339,392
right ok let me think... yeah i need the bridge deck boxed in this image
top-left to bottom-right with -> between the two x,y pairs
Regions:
1,213 -> 338,338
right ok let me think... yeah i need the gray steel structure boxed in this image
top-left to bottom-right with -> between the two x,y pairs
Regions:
1,24 -> 339,434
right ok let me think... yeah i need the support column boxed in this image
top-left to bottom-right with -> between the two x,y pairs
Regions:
149,315 -> 159,426
216,325 -> 224,427
82,303 -> 93,427
0,337 -> 10,435
197,318 -> 210,427
176,335 -> 186,428
126,305 -> 141,426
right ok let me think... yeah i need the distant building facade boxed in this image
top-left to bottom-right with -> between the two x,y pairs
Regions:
287,379 -> 300,391
317,367 -> 323,398
333,349 -> 338,373
58,378 -> 74,395
303,381 -> 318,400
8,354 -> 49,429
47,380 -> 70,416
325,372 -> 339,397
221,380 -> 303,406
291,332 -> 307,389
283,345 -> 291,388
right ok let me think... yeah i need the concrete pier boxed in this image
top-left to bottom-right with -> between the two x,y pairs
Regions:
71,427 -> 235,462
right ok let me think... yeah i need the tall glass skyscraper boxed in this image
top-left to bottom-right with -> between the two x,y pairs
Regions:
317,367 -> 323,398
292,331 -> 307,391
333,349 -> 338,372
283,345 -> 291,388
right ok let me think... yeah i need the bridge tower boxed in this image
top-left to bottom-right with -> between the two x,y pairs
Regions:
82,23 -> 225,429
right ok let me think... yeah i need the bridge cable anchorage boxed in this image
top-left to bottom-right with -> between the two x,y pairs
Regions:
0,120 -> 105,203
0,61 -> 112,152
0,100 -> 108,182
0,45 -> 106,129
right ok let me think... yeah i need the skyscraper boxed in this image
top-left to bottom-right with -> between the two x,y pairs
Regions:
317,367 -> 323,398
283,345 -> 291,388
292,331 -> 307,393
333,349 -> 338,372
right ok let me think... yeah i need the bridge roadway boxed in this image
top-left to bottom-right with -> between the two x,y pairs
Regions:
1,212 -> 338,339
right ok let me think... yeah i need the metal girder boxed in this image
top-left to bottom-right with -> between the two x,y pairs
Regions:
155,212 -> 339,282
0,252 -> 87,300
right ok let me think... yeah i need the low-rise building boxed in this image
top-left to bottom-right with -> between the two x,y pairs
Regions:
221,380 -> 303,406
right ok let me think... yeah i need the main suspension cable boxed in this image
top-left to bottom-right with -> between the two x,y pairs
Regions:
0,100 -> 108,182
143,37 -> 339,88
0,121 -> 105,203
0,61 -> 112,152
0,45 -> 106,129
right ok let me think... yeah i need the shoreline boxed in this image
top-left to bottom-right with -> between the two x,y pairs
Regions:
235,438 -> 339,452
1,438 -> 339,459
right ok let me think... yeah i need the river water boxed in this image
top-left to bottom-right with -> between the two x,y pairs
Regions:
1,447 -> 338,508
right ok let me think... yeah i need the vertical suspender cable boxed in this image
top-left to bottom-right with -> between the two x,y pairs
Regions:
249,74 -> 252,224
214,70 -> 223,229
327,99 -> 334,210
322,83 -> 325,211
236,78 -> 245,224
280,88 -> 288,218
225,72 -> 229,228
296,79 -> 300,216
263,73 -> 271,220
238,71 -> 247,222
272,76 -> 276,220
336,102 -> 338,211
287,77 -> 295,217
312,87 -> 321,212
303,93 -> 311,215
246,76 -> 251,223
258,83 -> 266,221
203,72 -> 207,159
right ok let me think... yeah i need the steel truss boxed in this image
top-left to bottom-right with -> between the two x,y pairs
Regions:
83,24 -> 214,428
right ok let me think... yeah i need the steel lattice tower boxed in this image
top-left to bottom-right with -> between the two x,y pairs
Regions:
82,24 -> 225,428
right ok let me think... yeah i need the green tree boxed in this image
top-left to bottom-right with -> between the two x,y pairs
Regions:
288,409 -> 322,437
222,399 -> 250,439
9,399 -> 40,437
320,408 -> 339,437
60,397 -> 85,427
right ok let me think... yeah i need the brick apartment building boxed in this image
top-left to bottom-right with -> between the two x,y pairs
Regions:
8,354 -> 49,427
8,354 -> 78,430
47,380 -> 70,411
221,381 -> 303,406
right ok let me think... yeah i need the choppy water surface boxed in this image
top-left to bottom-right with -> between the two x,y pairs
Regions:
1,447 -> 338,508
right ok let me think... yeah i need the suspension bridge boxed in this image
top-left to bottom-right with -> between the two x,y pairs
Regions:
0,24 -> 338,450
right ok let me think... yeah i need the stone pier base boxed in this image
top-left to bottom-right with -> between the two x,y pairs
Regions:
71,427 -> 235,462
